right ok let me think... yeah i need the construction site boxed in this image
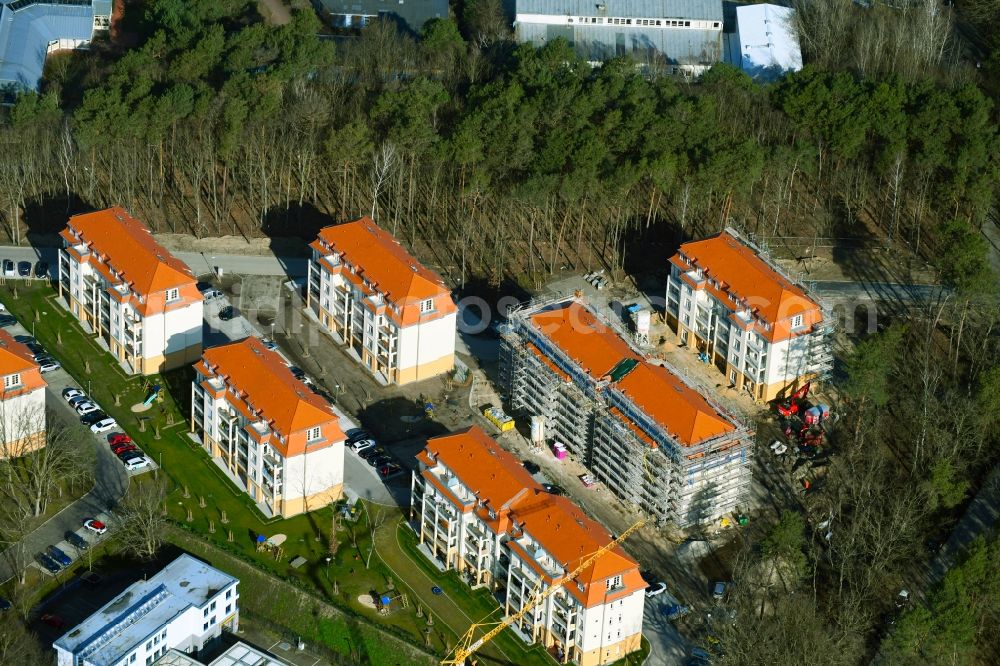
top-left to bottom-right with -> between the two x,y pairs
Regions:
499,296 -> 754,528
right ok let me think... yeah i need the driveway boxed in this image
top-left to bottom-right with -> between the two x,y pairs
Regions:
642,592 -> 691,666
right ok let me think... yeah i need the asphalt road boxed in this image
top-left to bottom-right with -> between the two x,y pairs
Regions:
0,245 -> 307,279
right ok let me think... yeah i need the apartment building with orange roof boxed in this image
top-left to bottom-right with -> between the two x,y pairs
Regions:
306,217 -> 457,385
411,426 -> 645,666
666,228 -> 833,401
500,297 -> 752,526
58,207 -> 203,375
190,337 -> 346,518
0,330 -> 47,459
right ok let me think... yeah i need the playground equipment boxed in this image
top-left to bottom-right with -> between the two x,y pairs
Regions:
143,385 -> 162,407
424,402 -> 435,418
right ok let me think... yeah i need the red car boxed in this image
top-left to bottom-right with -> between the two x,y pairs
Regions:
112,444 -> 138,456
108,433 -> 132,446
41,614 -> 65,629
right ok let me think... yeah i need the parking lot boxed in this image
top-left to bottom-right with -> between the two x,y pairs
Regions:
0,304 -> 154,584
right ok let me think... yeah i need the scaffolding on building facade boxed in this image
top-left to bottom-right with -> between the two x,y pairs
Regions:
500,296 -> 753,527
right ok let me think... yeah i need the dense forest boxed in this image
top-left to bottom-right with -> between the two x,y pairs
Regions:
0,0 -> 996,290
0,1 -> 998,663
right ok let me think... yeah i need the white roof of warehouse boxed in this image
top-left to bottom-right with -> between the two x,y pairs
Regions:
517,0 -> 723,22
155,642 -> 288,666
734,3 -> 801,80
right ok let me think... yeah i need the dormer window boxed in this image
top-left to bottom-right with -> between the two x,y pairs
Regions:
3,373 -> 21,389
606,575 -> 623,590
166,288 -> 180,302
307,426 -> 321,441
791,314 -> 803,329
420,298 -> 434,314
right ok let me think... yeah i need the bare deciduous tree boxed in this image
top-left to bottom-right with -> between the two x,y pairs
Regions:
115,478 -> 168,560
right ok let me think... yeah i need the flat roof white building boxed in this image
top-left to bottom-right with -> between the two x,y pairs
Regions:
54,554 -> 239,666
730,3 -> 802,80
154,642 -> 287,666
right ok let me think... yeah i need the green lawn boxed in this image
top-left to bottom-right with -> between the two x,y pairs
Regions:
0,284 -> 440,657
376,518 -> 557,666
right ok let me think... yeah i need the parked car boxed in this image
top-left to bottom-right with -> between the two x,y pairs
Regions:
17,261 -> 31,277
39,360 -> 61,373
83,519 -> 107,535
522,460 -> 541,475
351,439 -> 377,453
113,444 -> 138,456
13,334 -> 32,344
261,338 -> 278,351
218,305 -> 237,321
124,457 -> 150,471
37,553 -> 61,574
108,433 -> 132,446
542,483 -> 565,495
0,597 -> 11,612
645,582 -> 668,598
81,411 -> 109,426
2,260 -> 15,277
0,314 -> 16,327
687,647 -> 713,666
369,454 -> 393,468
359,446 -> 384,461
75,401 -> 100,416
378,463 -> 403,479
68,395 -> 90,409
41,614 -> 65,629
62,388 -> 85,402
345,429 -> 371,445
712,581 -> 727,600
65,531 -> 89,551
91,418 -> 117,434
46,546 -> 72,567
118,450 -> 144,462
579,474 -> 597,488
25,342 -> 44,355
34,261 -> 48,278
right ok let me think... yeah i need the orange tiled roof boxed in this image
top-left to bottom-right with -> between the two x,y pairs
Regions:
423,426 -> 642,606
0,330 -> 46,399
529,303 -> 640,379
529,301 -> 735,447
672,231 -> 822,342
64,207 -> 197,296
425,426 -> 538,511
197,337 -> 343,453
615,363 -> 734,446
311,217 -> 455,326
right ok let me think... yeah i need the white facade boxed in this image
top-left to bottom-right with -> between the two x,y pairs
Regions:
282,441 -> 346,509
0,388 -> 46,454
666,262 -> 829,399
58,244 -> 203,376
54,555 -> 239,666
396,310 -> 458,378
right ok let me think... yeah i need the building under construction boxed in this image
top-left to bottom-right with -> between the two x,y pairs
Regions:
500,297 -> 752,527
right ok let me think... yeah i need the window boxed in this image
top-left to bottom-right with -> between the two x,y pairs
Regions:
420,298 -> 434,313
166,288 -> 179,301
226,589 -> 232,599
146,657 -> 152,666
203,621 -> 209,631
3,373 -> 20,389
146,640 -> 153,650
606,575 -> 622,590
131,655 -> 137,663
210,601 -> 216,611
203,607 -> 209,617
226,604 -> 232,614
307,426 -> 321,441
791,314 -> 804,329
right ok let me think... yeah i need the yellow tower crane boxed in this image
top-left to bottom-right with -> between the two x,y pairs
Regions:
440,518 -> 647,666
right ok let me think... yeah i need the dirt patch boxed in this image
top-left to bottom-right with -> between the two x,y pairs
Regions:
258,0 -> 293,25
154,233 -> 311,257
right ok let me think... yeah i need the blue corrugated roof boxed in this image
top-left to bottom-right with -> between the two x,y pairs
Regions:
0,0 -> 102,92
